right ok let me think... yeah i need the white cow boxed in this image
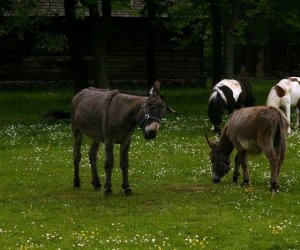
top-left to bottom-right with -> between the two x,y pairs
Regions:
266,77 -> 300,133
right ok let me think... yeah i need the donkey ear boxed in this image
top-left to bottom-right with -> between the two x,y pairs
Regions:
150,80 -> 160,95
205,134 -> 215,149
166,105 -> 177,114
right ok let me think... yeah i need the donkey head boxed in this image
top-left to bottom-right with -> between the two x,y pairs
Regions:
205,135 -> 230,183
137,81 -> 168,140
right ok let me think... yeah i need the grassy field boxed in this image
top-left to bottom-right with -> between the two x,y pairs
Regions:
0,80 -> 299,249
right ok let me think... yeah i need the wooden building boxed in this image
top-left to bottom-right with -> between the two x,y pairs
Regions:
0,0 -> 206,87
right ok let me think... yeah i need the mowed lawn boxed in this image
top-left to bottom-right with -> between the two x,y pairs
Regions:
0,80 -> 299,249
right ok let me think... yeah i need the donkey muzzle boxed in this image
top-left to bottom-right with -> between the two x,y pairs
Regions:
212,173 -> 221,183
212,177 -> 221,183
144,122 -> 160,140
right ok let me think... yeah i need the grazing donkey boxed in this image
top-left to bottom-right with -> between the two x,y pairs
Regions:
71,81 -> 173,196
205,106 -> 289,192
266,76 -> 300,133
208,78 -> 254,135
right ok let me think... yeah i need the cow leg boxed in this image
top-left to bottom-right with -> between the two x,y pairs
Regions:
296,106 -> 300,128
104,140 -> 114,196
233,152 -> 241,183
240,151 -> 250,185
73,129 -> 83,189
285,100 -> 291,133
89,141 -> 101,191
120,139 -> 132,196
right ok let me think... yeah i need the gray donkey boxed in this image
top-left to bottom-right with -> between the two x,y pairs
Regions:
206,106 -> 289,192
71,81 -> 174,196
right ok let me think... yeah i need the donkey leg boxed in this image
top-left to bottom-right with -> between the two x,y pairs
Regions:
120,140 -> 132,196
73,129 -> 83,189
89,141 -> 101,191
240,151 -> 250,185
104,140 -> 114,196
276,162 -> 282,189
275,144 -> 283,185
233,153 -> 241,183
265,150 -> 280,192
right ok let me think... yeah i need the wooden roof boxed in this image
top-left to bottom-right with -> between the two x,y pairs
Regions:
37,0 -> 145,17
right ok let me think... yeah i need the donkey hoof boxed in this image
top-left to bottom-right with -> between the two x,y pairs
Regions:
233,176 -> 239,183
212,178 -> 220,183
74,182 -> 81,190
271,183 -> 279,193
124,188 -> 133,196
74,179 -> 81,190
94,185 -> 101,192
241,179 -> 250,186
104,189 -> 112,197
241,182 -> 250,186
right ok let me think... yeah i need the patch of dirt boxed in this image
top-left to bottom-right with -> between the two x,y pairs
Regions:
168,184 -> 212,192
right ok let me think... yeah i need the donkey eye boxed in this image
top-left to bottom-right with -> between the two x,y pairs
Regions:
149,104 -> 157,111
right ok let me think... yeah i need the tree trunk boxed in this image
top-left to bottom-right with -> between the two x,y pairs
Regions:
90,0 -> 111,89
256,48 -> 265,78
64,0 -> 88,93
210,1 -> 223,86
199,31 -> 205,86
146,0 -> 156,88
223,33 -> 234,78
223,0 -> 239,78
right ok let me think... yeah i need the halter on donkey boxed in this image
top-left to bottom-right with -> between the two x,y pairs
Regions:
71,81 -> 176,196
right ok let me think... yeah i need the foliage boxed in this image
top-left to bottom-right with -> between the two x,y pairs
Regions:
0,81 -> 299,249
161,0 -> 300,48
0,0 -> 68,52
76,0 -> 135,19
163,1 -> 211,48
36,32 -> 69,52
0,0 -> 46,36
0,0 -> 12,16
236,0 -> 300,46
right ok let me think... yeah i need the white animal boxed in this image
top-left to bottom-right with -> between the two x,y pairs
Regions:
266,77 -> 300,133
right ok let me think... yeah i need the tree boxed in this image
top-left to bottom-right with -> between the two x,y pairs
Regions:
64,0 -> 117,91
145,0 -> 157,88
79,0 -> 129,89
222,0 -> 239,78
1,0 -> 86,92
239,0 -> 300,76
163,0 -> 210,86
210,0 -> 223,85
87,0 -> 112,88
64,0 -> 89,93
0,0 -> 46,62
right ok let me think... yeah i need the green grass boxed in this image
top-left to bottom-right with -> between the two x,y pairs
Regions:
0,80 -> 299,249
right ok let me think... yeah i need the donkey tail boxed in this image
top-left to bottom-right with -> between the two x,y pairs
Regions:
274,110 -> 289,165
